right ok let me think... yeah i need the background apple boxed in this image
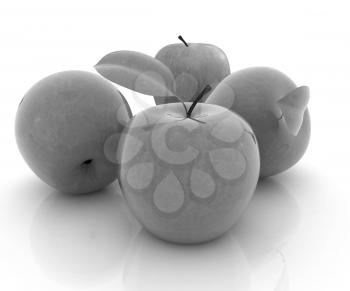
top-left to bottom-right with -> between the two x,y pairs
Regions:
118,99 -> 260,244
15,70 -> 132,194
206,67 -> 310,177
154,35 -> 230,105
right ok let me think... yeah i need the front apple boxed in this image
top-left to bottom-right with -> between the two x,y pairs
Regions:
118,101 -> 260,244
15,71 -> 132,194
154,36 -> 230,105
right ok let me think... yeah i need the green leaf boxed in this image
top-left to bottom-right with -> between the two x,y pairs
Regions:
95,51 -> 176,97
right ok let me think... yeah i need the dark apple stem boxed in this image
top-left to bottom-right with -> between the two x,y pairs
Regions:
187,85 -> 211,118
178,35 -> 189,47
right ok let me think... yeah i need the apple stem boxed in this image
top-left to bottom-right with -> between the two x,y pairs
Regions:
178,35 -> 189,47
187,85 -> 212,117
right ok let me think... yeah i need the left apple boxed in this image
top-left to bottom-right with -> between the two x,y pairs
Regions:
15,70 -> 132,194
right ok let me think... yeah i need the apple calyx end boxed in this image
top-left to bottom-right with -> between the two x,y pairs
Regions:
81,159 -> 93,166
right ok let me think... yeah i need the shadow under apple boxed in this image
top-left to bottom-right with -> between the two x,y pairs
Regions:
30,183 -> 141,289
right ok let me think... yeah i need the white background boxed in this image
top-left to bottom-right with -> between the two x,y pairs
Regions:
1,0 -> 350,290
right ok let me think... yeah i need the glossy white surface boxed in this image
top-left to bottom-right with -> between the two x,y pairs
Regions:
1,0 -> 350,290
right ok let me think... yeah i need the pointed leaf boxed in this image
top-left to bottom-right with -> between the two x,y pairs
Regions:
95,51 -> 176,97
278,86 -> 310,135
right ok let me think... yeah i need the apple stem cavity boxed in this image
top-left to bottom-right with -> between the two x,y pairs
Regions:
178,35 -> 189,47
187,85 -> 212,118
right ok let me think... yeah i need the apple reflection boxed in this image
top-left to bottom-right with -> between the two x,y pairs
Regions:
30,183 -> 141,289
234,178 -> 300,268
123,229 -> 250,291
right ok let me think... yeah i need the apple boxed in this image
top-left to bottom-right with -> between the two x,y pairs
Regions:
95,51 -> 259,244
15,70 -> 132,194
117,89 -> 260,244
153,35 -> 230,105
206,67 -> 310,177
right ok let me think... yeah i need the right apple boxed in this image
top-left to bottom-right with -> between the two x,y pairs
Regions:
206,67 -> 310,177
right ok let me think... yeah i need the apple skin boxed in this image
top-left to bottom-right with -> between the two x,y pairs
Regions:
118,102 -> 260,244
15,70 -> 132,194
154,42 -> 230,104
206,67 -> 311,178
